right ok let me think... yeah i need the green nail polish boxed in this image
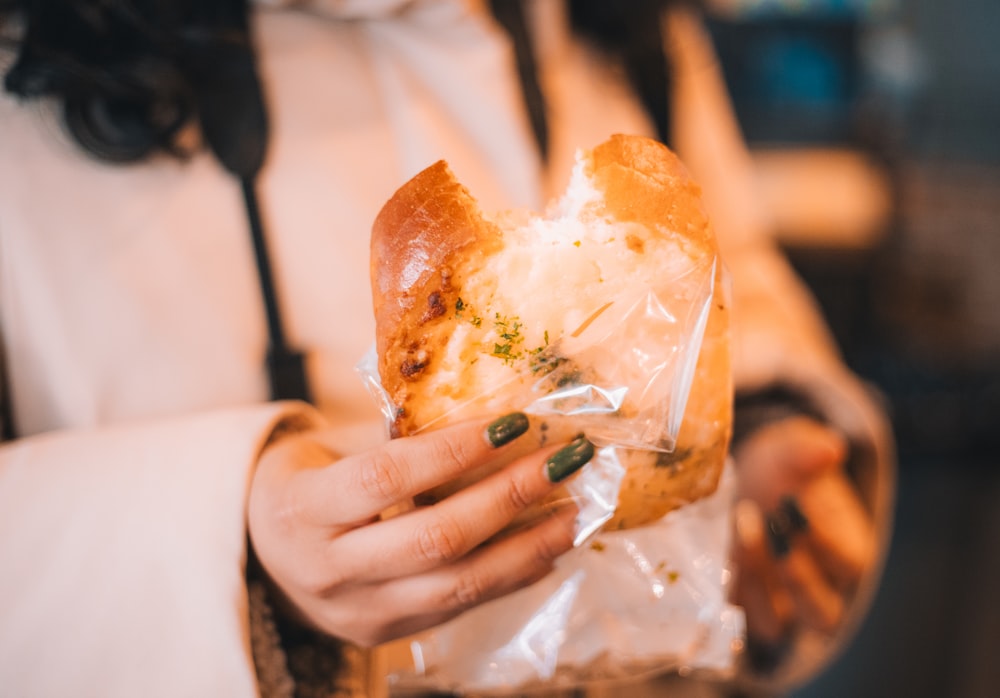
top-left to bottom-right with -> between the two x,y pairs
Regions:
545,436 -> 595,483
486,412 -> 530,447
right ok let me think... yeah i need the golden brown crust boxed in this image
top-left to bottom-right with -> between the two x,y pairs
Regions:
564,135 -> 732,527
588,134 -> 712,248
370,161 -> 502,435
608,256 -> 732,528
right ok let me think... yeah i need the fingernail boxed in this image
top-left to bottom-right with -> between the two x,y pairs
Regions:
765,496 -> 809,558
545,435 -> 594,483
766,519 -> 791,559
485,412 -> 530,448
779,496 -> 809,533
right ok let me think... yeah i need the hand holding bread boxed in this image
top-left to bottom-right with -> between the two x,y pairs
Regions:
251,135 -> 738,681
247,414 -> 593,647
370,134 -> 733,530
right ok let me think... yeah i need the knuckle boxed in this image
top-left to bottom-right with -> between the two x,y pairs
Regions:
443,569 -> 490,610
288,569 -> 330,599
356,451 -> 407,504
501,472 -> 538,514
532,522 -> 573,564
433,433 -> 475,473
293,558 -> 343,598
293,544 -> 356,597
316,602 -> 380,647
415,518 -> 464,566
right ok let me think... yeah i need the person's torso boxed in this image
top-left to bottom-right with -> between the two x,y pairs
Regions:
0,3 -> 544,440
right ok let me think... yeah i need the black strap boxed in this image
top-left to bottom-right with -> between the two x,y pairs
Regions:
0,331 -> 15,441
619,2 -> 673,146
568,0 -> 674,146
181,10 -> 312,405
241,177 -> 312,403
489,0 -> 549,161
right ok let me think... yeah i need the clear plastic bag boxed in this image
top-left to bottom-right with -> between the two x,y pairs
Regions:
361,254 -> 721,455
357,251 -> 741,693
381,461 -> 743,695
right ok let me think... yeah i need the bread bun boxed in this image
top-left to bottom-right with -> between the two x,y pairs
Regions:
370,134 -> 732,529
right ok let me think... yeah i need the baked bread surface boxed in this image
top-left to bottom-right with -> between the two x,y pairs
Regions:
370,134 -> 732,528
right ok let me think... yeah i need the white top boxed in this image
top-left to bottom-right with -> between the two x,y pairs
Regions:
0,1 -> 541,441
0,2 -> 894,695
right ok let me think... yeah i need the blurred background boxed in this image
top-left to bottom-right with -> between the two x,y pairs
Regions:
702,0 -> 999,695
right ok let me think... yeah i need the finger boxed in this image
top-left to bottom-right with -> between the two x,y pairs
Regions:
778,544 -> 845,633
736,417 -> 848,508
799,473 -> 875,589
733,500 -> 793,645
327,436 -> 594,582
787,418 -> 849,479
294,412 -> 532,525
310,504 -> 579,646
737,573 -> 794,649
375,504 -> 579,629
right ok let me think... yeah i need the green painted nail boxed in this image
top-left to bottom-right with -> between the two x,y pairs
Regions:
486,412 -> 530,448
545,435 -> 595,483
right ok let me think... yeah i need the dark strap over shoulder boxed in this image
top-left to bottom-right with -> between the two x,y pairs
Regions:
241,177 -> 313,404
0,331 -> 15,441
568,0 -> 675,146
488,0 -> 549,162
491,0 -> 676,156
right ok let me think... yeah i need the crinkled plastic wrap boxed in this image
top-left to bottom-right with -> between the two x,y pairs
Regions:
390,464 -> 740,695
357,253 -> 742,693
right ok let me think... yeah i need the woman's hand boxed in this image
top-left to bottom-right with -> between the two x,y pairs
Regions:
731,416 -> 875,655
247,413 -> 593,647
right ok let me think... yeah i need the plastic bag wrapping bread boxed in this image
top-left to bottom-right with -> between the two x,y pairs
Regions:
359,135 -> 743,692
378,464 -> 743,694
